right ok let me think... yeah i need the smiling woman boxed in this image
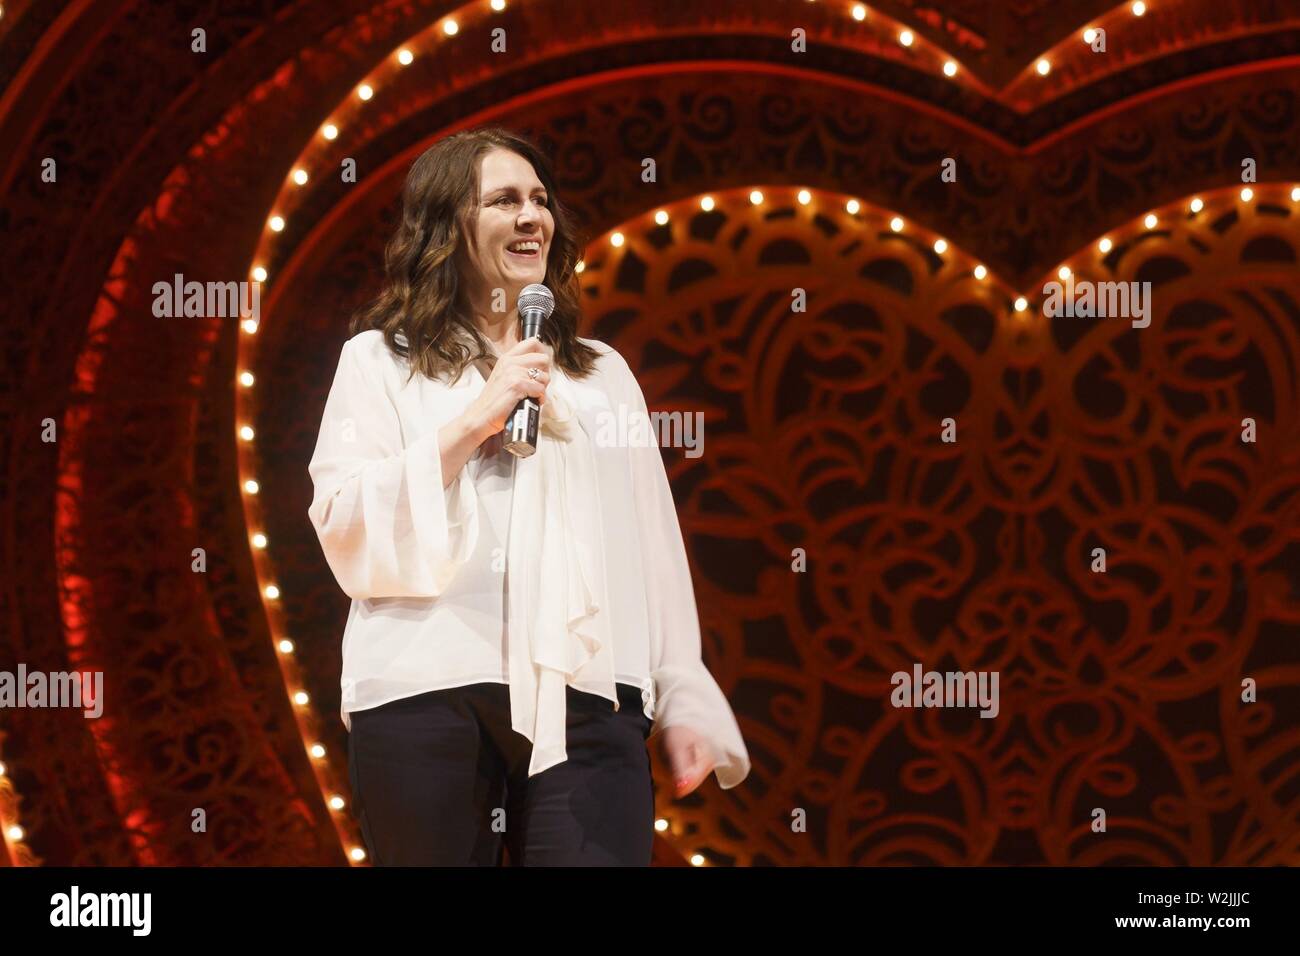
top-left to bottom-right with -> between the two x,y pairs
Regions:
460,148 -> 555,346
349,127 -> 600,386
307,126 -> 752,866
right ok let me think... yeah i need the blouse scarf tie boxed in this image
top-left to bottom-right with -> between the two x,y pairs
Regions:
504,362 -> 621,777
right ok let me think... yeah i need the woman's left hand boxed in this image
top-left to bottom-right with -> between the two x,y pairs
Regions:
659,725 -> 715,797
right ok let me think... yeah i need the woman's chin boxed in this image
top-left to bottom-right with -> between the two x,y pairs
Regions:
504,253 -> 546,277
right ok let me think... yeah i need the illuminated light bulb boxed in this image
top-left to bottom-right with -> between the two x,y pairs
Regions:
323,124 -> 338,140
293,691 -> 309,706
269,216 -> 284,232
575,261 -> 585,274
943,60 -> 957,77
242,319 -> 259,335
252,533 -> 267,549
1014,297 -> 1028,312
1240,187 -> 1253,202
329,796 -> 346,810
1189,197 -> 1203,213
690,853 -> 705,866
350,847 -> 367,861
889,216 -> 904,232
7,825 -> 23,841
1058,265 -> 1071,280
1291,186 -> 1300,202
845,199 -> 860,214
358,84 -> 374,101
0,761 -> 7,776
933,238 -> 947,254
492,0 -> 507,9
852,4 -> 866,20
310,744 -> 326,759
797,189 -> 811,205
292,169 -> 308,185
654,818 -> 669,831
240,425 -> 255,441
654,210 -> 669,225
397,49 -> 414,65
239,371 -> 254,387
264,584 -> 280,600
749,190 -> 764,205
973,264 -> 987,280
899,30 -> 913,47
1036,58 -> 1050,76
610,232 -> 624,247
700,196 -> 715,211
252,266 -> 268,282
244,479 -> 260,494
442,19 -> 458,35
1144,213 -> 1157,229
278,639 -> 294,654
1132,1 -> 1146,15
1098,237 -> 1113,253
1083,29 -> 1096,44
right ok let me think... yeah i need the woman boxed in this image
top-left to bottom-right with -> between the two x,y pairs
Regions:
307,127 -> 749,866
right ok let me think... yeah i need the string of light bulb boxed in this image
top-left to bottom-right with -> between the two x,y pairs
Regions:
235,0 -> 1275,869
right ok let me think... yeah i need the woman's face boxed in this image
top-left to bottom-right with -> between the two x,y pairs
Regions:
462,147 -> 554,308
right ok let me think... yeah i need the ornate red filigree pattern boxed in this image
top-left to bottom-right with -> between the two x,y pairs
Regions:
573,186 -> 1300,864
1,0 -> 1298,865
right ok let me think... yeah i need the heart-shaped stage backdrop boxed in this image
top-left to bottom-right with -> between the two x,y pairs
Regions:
4,0 -> 1299,866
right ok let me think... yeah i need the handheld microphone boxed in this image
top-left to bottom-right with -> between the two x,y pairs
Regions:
502,283 -> 555,458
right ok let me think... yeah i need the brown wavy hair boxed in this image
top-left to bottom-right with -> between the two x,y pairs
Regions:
350,126 -> 600,384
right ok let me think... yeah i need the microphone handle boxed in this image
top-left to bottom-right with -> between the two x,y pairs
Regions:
520,311 -> 542,341
503,308 -> 545,457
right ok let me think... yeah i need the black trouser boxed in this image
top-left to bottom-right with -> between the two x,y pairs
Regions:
347,681 -> 655,866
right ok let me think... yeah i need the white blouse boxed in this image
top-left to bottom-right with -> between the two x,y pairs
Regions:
307,328 -> 751,789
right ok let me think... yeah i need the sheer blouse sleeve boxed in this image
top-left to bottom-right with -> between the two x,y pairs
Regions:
608,350 -> 751,790
307,334 -> 479,601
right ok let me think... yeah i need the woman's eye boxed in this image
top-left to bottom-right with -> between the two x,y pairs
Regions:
493,195 -> 546,207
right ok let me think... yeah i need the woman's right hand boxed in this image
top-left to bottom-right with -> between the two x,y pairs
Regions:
463,336 -> 552,443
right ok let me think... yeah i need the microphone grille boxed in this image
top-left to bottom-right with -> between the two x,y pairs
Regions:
517,283 -> 555,317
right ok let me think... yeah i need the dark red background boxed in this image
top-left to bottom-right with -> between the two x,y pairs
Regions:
2,0 -> 1299,866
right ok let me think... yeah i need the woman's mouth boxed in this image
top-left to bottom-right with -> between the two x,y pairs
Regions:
506,240 -> 542,259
